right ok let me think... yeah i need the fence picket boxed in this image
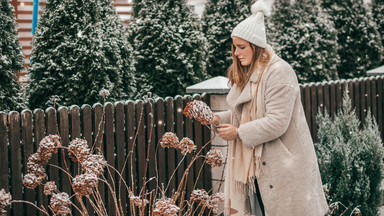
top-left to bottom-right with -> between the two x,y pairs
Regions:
21,110 -> 35,215
135,100 -> 146,195
0,112 -> 9,214
9,111 -> 22,216
166,97 -> 177,195
114,101 -> 127,215
155,98 -> 167,188
33,109 -> 47,216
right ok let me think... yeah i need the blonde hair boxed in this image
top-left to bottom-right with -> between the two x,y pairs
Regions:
227,43 -> 271,91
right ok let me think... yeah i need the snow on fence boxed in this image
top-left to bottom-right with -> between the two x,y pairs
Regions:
0,94 -> 212,216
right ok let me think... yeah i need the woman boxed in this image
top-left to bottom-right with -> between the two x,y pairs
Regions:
211,0 -> 328,215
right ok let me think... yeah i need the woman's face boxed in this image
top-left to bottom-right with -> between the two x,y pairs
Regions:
232,36 -> 254,66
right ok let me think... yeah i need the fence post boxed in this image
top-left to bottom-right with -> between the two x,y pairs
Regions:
186,76 -> 230,213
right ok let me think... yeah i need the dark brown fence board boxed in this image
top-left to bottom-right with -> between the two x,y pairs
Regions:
69,105 -> 82,216
353,79 -> 361,124
33,109 -> 47,216
21,110 -> 36,215
303,85 -> 311,129
166,97 -> 177,195
114,101 -> 127,216
0,112 -> 9,196
146,100 -> 157,191
9,111 -> 23,216
370,78 -> 378,122
93,103 -> 105,205
135,101 -> 146,194
46,108 -> 59,190
183,95 -> 194,197
155,98 -> 166,188
125,100 -> 135,197
192,94 -> 204,190
174,96 -> 185,195
323,82 -> 330,115
80,105 -> 93,214
336,81 -> 343,111
201,94 -> 212,190
329,81 -> 337,117
377,77 -> 383,138
310,85 -> 318,141
58,107 -> 71,196
104,102 -> 116,215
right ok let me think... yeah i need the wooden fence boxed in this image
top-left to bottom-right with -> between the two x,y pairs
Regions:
1,75 -> 384,215
300,76 -> 384,142
0,94 -> 212,216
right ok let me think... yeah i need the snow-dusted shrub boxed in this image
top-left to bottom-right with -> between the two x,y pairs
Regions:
0,0 -> 26,111
128,0 -> 208,99
315,89 -> 384,215
27,0 -> 134,109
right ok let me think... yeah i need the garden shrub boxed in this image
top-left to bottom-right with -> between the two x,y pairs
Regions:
315,89 -> 384,215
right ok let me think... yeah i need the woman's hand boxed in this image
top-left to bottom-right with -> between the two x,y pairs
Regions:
217,124 -> 239,141
210,115 -> 221,125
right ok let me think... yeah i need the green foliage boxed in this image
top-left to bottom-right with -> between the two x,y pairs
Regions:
321,0 -> 383,79
371,0 -> 384,65
128,0 -> 208,98
267,0 -> 339,83
315,89 -> 384,215
27,0 -> 134,109
202,0 -> 251,77
0,0 -> 26,112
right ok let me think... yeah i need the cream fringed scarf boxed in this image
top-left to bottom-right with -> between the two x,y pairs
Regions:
224,71 -> 265,216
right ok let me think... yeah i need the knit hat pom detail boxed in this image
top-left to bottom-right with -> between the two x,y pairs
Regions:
251,0 -> 271,17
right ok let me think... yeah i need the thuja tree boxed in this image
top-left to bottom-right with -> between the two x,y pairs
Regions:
202,0 -> 250,77
27,0 -> 134,109
267,0 -> 339,83
0,0 -> 26,112
128,0 -> 208,98
315,90 -> 384,215
321,0 -> 383,79
372,0 -> 384,65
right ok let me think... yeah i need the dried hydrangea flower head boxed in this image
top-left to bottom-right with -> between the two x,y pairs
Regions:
183,100 -> 214,125
179,137 -> 196,155
81,154 -> 107,176
160,132 -> 179,149
72,173 -> 98,197
206,149 -> 224,167
50,192 -> 71,215
68,138 -> 90,162
128,192 -> 149,207
191,189 -> 209,204
37,135 -> 61,157
44,181 -> 57,196
23,169 -> 47,189
0,189 -> 12,213
99,89 -> 110,97
153,198 -> 179,216
206,192 -> 225,213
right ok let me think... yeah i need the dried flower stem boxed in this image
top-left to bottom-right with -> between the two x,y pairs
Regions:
11,200 -> 49,216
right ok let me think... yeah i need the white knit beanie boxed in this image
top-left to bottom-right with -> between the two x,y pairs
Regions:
231,0 -> 272,48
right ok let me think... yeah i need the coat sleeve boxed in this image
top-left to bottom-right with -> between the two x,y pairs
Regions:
237,62 -> 299,148
214,110 -> 231,124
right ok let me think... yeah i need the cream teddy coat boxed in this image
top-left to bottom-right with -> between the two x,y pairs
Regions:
216,53 -> 328,216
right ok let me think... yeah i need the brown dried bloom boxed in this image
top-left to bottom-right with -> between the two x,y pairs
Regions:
153,198 -> 179,216
72,174 -> 98,197
81,154 -> 107,176
0,189 -> 12,212
183,100 -> 214,125
44,181 -> 57,196
37,135 -> 61,159
179,137 -> 196,155
160,132 -> 179,149
50,192 -> 71,215
206,192 -> 225,213
28,152 -> 49,167
68,138 -> 90,162
191,189 -> 209,204
206,149 -> 224,167
128,192 -> 149,207
23,171 -> 47,189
